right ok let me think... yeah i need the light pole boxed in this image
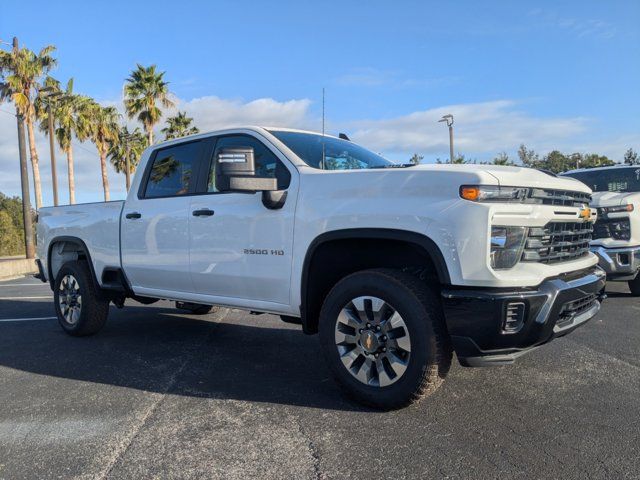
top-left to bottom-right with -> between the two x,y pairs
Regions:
39,87 -> 63,206
438,114 -> 454,163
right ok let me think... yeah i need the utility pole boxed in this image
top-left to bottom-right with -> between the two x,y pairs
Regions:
13,37 -> 35,258
439,114 -> 454,163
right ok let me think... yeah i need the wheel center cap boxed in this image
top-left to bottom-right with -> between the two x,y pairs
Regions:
360,331 -> 379,353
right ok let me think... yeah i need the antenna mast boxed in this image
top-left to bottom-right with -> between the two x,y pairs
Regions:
321,87 -> 326,170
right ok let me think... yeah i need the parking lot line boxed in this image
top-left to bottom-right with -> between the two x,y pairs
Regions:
0,316 -> 56,322
0,296 -> 52,300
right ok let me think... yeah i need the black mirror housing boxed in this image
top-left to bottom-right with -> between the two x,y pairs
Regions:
262,190 -> 287,209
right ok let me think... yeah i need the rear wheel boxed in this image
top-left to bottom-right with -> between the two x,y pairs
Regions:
628,276 -> 640,296
54,261 -> 109,336
319,268 -> 452,410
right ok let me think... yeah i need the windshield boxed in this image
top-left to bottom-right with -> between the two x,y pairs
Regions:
564,167 -> 640,193
269,130 -> 401,170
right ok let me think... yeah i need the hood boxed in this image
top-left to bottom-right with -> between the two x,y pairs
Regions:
417,164 -> 591,193
591,191 -> 640,207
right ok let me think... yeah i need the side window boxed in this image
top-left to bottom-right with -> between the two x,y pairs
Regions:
144,141 -> 201,198
207,135 -> 291,193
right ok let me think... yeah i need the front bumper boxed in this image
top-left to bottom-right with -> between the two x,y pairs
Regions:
591,245 -> 640,281
441,267 -> 606,367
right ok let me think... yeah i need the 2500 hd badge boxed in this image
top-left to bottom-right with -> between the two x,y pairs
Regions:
244,248 -> 285,256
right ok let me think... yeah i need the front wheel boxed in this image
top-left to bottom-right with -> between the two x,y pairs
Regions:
319,268 -> 452,410
628,276 -> 640,296
54,260 -> 109,336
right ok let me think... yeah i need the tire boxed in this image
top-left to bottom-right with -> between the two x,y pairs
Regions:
175,302 -> 213,315
628,276 -> 640,296
54,260 -> 109,336
319,268 -> 452,410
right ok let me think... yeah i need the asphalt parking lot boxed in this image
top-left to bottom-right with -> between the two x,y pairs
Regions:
0,276 -> 638,479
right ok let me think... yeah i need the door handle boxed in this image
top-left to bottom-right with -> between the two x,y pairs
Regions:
125,212 -> 142,219
192,208 -> 215,217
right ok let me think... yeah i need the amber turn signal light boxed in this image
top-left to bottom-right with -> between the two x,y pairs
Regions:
460,186 -> 480,201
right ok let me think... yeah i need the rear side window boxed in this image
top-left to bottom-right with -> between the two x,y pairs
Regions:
144,141 -> 201,198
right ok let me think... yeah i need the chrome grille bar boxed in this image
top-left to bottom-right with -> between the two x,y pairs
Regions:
522,221 -> 593,264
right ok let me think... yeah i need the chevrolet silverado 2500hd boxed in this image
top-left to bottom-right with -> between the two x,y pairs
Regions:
36,127 -> 606,409
563,165 -> 640,295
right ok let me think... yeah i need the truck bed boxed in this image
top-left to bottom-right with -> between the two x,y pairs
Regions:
37,201 -> 125,284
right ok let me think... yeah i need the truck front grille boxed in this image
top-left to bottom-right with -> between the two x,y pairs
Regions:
593,217 -> 631,241
522,221 -> 593,264
528,188 -> 591,207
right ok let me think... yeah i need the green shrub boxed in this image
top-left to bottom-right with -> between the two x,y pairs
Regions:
0,192 -> 27,256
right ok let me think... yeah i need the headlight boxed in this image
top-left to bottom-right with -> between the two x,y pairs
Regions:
490,226 -> 527,269
460,185 -> 529,202
598,204 -> 634,215
611,219 -> 631,240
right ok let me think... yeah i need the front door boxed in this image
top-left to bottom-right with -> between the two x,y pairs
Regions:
121,139 -> 205,293
188,134 -> 297,305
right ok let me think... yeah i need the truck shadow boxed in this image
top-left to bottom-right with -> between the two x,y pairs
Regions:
0,299 -> 367,412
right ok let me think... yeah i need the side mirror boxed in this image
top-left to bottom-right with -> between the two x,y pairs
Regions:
216,146 -> 287,209
218,147 -> 255,176
228,176 -> 287,209
262,190 -> 288,210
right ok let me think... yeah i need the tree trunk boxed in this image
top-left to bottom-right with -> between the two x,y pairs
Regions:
25,115 -> 43,209
147,126 -> 153,146
100,150 -> 110,202
66,146 -> 76,204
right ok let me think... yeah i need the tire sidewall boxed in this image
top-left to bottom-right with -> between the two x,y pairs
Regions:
319,271 -> 439,407
53,262 -> 93,334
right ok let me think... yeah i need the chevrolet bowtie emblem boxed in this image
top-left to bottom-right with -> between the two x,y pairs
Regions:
579,207 -> 591,221
364,336 -> 373,350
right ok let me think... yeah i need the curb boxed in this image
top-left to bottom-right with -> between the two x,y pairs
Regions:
0,258 -> 38,281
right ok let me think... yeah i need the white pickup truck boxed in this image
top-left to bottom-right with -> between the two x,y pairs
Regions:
563,165 -> 640,295
36,127 -> 606,409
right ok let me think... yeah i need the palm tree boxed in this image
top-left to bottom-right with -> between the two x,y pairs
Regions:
0,43 -> 57,209
36,78 -> 89,204
108,126 -> 146,190
161,111 -> 199,140
84,102 -> 120,201
124,64 -> 174,145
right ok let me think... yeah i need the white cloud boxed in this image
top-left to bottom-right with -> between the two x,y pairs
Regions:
334,67 -> 459,89
527,9 -> 617,39
347,100 -> 589,160
0,97 -> 636,204
172,96 -> 314,132
0,96 -> 315,205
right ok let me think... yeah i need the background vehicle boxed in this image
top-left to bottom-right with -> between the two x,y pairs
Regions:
563,166 -> 640,295
36,127 -> 606,409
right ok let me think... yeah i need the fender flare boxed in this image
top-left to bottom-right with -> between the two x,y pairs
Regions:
300,228 -> 451,331
46,236 -> 99,290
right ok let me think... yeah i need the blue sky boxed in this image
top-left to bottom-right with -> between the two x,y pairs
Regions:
1,0 -> 639,203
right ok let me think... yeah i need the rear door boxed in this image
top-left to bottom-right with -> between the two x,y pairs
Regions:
121,139 -> 205,293
188,133 -> 298,305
